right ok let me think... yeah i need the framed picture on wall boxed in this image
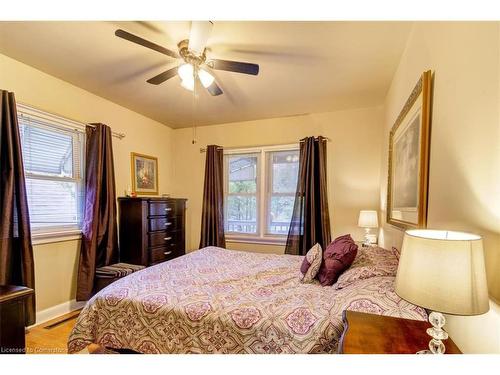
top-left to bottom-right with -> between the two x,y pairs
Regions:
131,152 -> 158,195
386,70 -> 432,229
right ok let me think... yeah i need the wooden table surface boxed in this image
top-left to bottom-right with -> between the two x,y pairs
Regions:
338,310 -> 462,354
0,285 -> 34,303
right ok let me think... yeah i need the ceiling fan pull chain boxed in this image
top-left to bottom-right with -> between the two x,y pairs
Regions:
192,66 -> 198,145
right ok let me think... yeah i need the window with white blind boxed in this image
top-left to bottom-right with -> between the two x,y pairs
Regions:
223,145 -> 299,243
18,112 -> 85,235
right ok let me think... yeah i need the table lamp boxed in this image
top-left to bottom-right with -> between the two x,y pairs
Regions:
395,229 -> 490,354
358,210 -> 378,246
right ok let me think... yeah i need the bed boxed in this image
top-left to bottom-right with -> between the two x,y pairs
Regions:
67,246 -> 426,354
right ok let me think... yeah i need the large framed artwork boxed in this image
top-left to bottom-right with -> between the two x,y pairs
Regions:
387,70 -> 432,229
131,152 -> 158,195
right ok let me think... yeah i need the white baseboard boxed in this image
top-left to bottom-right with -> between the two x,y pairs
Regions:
30,299 -> 86,328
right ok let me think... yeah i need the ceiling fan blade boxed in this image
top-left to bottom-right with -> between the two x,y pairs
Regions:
147,67 -> 178,85
115,29 -> 179,59
188,21 -> 213,55
207,59 -> 259,76
205,80 -> 223,96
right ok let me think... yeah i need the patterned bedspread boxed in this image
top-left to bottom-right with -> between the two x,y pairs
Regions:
67,247 -> 426,354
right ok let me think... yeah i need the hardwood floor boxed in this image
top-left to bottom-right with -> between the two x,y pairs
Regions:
25,310 -> 100,354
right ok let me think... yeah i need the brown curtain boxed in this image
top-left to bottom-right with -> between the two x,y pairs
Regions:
76,123 -> 119,301
199,145 -> 226,248
285,136 -> 331,255
0,90 -> 36,325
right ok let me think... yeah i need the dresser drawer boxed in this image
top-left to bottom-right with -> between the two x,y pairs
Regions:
164,231 -> 185,252
148,216 -> 182,233
148,229 -> 184,247
149,246 -> 180,264
148,231 -> 169,247
165,216 -> 182,232
148,200 -> 182,217
149,217 -> 168,232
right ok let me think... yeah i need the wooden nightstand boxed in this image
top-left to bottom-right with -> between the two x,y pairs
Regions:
338,310 -> 462,354
0,285 -> 34,354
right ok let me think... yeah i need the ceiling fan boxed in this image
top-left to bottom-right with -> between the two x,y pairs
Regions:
114,21 -> 259,96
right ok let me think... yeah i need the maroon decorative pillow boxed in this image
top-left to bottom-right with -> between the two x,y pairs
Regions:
316,234 -> 358,286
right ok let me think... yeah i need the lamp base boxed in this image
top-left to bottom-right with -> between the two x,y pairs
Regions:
363,228 -> 372,247
416,311 -> 448,354
416,350 -> 432,355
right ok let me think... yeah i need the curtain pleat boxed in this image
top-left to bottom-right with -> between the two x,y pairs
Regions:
199,145 -> 226,248
285,136 -> 331,255
76,123 -> 118,301
0,90 -> 36,325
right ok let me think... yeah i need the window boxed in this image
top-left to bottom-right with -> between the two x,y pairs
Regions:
18,111 -> 85,235
266,150 -> 299,235
225,153 -> 259,234
224,145 -> 299,242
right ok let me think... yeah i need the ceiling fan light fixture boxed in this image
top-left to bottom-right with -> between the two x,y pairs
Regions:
180,77 -> 194,91
178,63 -> 194,82
178,63 -> 215,92
198,68 -> 215,88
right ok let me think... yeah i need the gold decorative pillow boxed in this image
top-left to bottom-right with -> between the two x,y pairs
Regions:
299,243 -> 323,283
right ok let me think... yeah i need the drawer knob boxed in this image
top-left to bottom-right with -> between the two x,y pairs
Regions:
164,236 -> 172,241
164,251 -> 172,255
165,222 -> 172,226
165,208 -> 172,211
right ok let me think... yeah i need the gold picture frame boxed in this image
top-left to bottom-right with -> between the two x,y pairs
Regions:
386,70 -> 432,229
131,152 -> 158,195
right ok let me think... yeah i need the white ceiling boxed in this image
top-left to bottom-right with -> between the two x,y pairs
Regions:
0,21 -> 412,128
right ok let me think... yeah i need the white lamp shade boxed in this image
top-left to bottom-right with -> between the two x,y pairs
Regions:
178,63 -> 194,82
178,64 -> 214,91
179,63 -> 194,92
358,210 -> 378,228
395,229 -> 490,316
180,78 -> 194,91
198,68 -> 215,88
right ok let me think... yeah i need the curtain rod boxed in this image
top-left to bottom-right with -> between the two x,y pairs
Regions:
16,102 -> 126,140
199,137 -> 331,153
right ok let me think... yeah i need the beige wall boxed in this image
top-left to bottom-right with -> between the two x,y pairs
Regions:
379,22 -> 500,353
171,107 -> 384,254
0,53 -> 175,311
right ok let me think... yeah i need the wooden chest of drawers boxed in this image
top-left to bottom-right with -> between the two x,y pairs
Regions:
118,197 -> 187,267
